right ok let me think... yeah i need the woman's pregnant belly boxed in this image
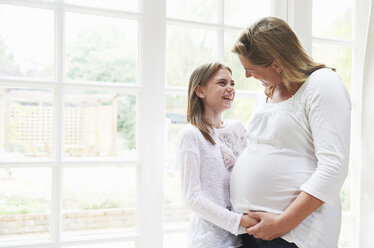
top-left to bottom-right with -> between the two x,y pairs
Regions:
230,148 -> 316,214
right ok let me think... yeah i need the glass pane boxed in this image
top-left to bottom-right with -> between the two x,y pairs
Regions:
225,0 -> 271,27
65,13 -> 138,84
224,32 -> 262,91
0,168 -> 51,242
312,0 -> 353,40
64,242 -> 135,248
0,4 -> 54,79
341,168 -> 351,211
0,87 -> 53,159
64,90 -> 136,159
165,94 -> 187,159
312,44 -> 352,92
339,167 -> 351,247
164,232 -> 187,248
164,163 -> 190,230
224,97 -> 256,124
65,0 -> 138,12
166,25 -> 218,87
167,0 -> 218,23
62,166 -> 137,237
339,212 -> 352,248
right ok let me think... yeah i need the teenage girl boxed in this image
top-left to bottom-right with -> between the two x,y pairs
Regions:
177,61 -> 258,248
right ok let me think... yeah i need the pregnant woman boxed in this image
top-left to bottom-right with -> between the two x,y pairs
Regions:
230,17 -> 351,248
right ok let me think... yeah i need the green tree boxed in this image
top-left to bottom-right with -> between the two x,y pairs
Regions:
66,24 -> 137,151
118,95 -> 136,150
66,24 -> 136,83
0,35 -> 21,76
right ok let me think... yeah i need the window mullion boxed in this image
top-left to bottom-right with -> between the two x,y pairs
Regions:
218,0 -> 224,60
51,1 -> 64,243
287,0 -> 313,54
138,0 -> 166,247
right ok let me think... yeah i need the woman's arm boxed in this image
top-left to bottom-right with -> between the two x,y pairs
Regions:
247,70 -> 351,240
246,191 -> 323,240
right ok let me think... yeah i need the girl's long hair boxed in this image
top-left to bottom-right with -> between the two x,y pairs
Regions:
187,61 -> 232,145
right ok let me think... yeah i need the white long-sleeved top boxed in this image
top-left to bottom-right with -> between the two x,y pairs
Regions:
177,120 -> 247,248
230,68 -> 351,248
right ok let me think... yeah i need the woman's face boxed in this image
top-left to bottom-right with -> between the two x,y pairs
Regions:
238,55 -> 283,87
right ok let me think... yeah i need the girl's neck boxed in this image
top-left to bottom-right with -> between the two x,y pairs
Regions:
203,110 -> 224,129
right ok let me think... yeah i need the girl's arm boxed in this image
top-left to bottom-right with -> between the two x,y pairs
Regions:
179,148 -> 257,234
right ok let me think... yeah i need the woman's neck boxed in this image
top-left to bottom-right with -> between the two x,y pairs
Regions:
268,83 -> 301,103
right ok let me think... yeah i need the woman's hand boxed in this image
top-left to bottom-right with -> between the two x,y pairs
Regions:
247,191 -> 324,240
240,213 -> 259,228
246,212 -> 289,240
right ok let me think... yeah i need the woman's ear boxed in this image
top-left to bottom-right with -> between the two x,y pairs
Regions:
195,85 -> 205,98
272,59 -> 282,74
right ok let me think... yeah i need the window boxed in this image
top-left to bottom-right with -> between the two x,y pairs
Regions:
0,0 -> 139,247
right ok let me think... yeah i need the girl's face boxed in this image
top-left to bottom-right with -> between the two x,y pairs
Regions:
196,68 -> 235,114
238,55 -> 283,87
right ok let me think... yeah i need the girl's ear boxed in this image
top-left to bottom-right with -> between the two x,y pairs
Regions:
195,85 -> 205,98
272,59 -> 282,74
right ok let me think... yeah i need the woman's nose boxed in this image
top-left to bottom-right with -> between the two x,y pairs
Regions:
245,71 -> 252,78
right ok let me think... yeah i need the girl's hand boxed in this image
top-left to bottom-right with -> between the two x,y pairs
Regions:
240,213 -> 259,228
246,212 -> 289,240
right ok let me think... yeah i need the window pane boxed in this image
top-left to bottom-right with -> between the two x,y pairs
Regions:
164,232 -> 187,248
224,0 -> 271,27
164,94 -> 190,230
164,163 -> 190,230
312,44 -> 352,92
0,4 -> 54,79
224,97 -> 256,124
62,166 -> 137,237
65,0 -> 138,12
64,89 -> 136,159
167,0 -> 218,23
339,169 -> 351,248
339,212 -> 352,248
65,13 -> 138,84
165,94 -> 187,159
64,242 -> 135,248
166,26 -> 218,86
0,168 -> 51,242
312,0 -> 353,40
224,32 -> 262,91
0,87 -> 53,159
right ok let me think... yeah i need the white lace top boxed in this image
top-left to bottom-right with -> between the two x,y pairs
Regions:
230,68 -> 351,248
177,120 -> 247,248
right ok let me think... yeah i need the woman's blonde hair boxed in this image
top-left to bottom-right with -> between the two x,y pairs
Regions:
232,17 -> 333,97
187,61 -> 232,145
